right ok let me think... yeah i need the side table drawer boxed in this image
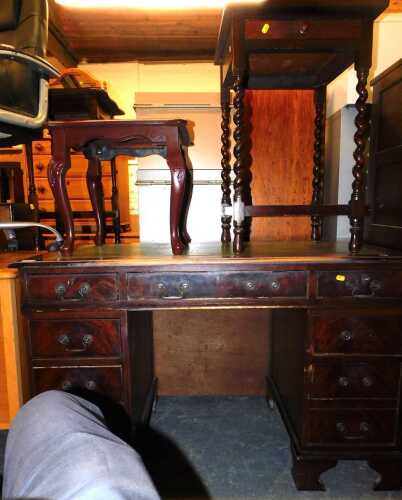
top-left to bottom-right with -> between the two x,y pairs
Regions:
127,271 -> 307,301
244,19 -> 361,41
33,366 -> 123,402
24,274 -> 118,304
310,312 -> 402,355
317,271 -> 402,298
306,410 -> 397,447
29,318 -> 121,358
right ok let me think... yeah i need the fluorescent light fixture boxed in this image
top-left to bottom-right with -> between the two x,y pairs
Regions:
55,0 -> 264,9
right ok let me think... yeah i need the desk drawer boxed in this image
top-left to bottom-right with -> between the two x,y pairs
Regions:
306,410 -> 397,446
309,360 -> 400,400
127,271 -> 307,301
29,318 -> 121,358
33,366 -> 123,402
25,274 -> 118,304
35,177 -> 113,200
245,19 -> 361,41
310,312 -> 402,355
33,156 -> 113,178
317,271 -> 402,298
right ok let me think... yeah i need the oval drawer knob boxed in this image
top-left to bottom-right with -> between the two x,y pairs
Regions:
362,376 -> 374,388
58,334 -> 70,346
338,376 -> 350,388
271,280 -> 280,291
369,280 -> 383,294
179,281 -> 190,291
78,282 -> 91,298
86,380 -> 97,391
336,422 -> 346,434
299,22 -> 309,35
34,143 -> 44,152
339,330 -> 353,343
55,282 -> 67,298
61,380 -> 73,391
360,422 -> 370,433
246,281 -> 256,290
35,162 -> 45,172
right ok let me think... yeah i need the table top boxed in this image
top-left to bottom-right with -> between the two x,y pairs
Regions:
13,240 -> 402,269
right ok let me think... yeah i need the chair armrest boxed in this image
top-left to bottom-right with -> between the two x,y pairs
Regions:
0,222 -> 63,252
0,44 -> 60,78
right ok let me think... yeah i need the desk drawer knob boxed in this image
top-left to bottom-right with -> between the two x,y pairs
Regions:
61,380 -> 72,391
55,283 -> 67,298
299,22 -> 309,35
362,376 -> 374,388
360,422 -> 370,433
336,422 -> 346,434
271,280 -> 280,291
369,280 -> 383,294
86,380 -> 97,391
246,281 -> 256,290
338,376 -> 350,388
78,282 -> 91,298
339,330 -> 353,343
180,281 -> 190,291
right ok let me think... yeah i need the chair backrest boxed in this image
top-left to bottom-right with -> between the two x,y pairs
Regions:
0,0 -> 49,124
0,0 -> 48,56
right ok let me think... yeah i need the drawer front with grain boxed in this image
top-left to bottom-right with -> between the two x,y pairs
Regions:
24,274 -> 118,304
33,366 -> 123,402
33,156 -> 113,178
309,360 -> 401,400
35,177 -> 113,201
306,409 -> 397,447
310,312 -> 402,355
244,19 -> 361,41
127,271 -> 308,302
317,271 -> 402,299
29,318 -> 121,358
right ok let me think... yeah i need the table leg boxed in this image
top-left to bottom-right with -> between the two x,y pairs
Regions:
110,157 -> 121,244
233,75 -> 246,254
311,86 -> 326,241
220,88 -> 232,243
48,145 -> 74,256
168,168 -> 187,255
86,157 -> 106,246
349,64 -> 370,253
180,150 -> 192,245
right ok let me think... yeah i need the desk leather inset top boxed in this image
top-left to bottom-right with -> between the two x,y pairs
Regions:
15,241 -> 402,492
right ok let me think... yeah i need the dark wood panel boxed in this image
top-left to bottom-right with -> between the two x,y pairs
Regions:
153,309 -> 270,396
245,90 -> 315,240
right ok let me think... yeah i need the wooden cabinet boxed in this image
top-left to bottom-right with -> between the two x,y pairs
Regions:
28,137 -> 130,241
0,257 -> 29,429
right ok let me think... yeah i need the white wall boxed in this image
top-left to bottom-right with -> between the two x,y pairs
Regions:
327,13 -> 402,117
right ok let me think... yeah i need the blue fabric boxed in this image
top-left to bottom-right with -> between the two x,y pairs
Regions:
2,390 -> 160,500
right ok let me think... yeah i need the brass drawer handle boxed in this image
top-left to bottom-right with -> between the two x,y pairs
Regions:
336,422 -> 346,434
157,282 -> 187,300
362,376 -> 374,388
78,282 -> 91,298
61,380 -> 73,391
339,330 -> 353,343
336,421 -> 370,440
85,380 -> 97,391
271,280 -> 280,291
369,279 -> 383,295
55,282 -> 67,299
246,281 -> 256,290
57,333 -> 94,353
338,376 -> 350,388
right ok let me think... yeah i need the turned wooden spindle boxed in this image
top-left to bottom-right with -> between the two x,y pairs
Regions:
311,87 -> 326,241
220,92 -> 232,243
349,67 -> 370,253
232,75 -> 246,254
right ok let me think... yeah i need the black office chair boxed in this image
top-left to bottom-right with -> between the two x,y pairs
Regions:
0,0 -> 61,250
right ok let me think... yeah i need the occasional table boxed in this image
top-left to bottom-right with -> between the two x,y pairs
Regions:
47,119 -> 192,255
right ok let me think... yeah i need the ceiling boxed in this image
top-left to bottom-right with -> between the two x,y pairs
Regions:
48,0 -> 402,67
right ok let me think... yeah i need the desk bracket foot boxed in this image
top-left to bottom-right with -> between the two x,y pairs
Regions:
291,448 -> 336,491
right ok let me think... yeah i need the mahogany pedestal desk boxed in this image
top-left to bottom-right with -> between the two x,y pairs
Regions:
214,0 -> 389,254
16,241 -> 402,491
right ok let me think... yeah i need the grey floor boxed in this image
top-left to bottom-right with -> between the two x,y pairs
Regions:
1,396 -> 402,499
